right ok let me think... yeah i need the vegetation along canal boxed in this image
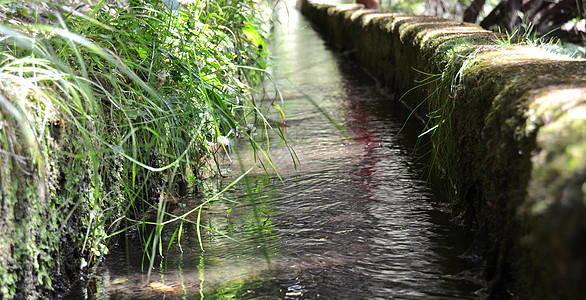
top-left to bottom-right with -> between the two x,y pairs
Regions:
74,3 -> 483,299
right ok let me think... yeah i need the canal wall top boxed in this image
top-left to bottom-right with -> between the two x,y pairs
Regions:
299,0 -> 586,298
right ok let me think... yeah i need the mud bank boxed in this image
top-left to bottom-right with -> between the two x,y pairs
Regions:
299,1 -> 586,298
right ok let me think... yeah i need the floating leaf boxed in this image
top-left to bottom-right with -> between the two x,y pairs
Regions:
112,277 -> 128,285
148,281 -> 176,293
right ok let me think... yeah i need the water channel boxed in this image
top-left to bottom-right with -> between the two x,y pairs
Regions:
76,2 -> 483,299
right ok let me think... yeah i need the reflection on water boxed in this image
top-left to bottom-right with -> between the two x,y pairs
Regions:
77,2 -> 482,299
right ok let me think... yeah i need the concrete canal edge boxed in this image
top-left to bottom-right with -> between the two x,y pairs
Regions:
299,0 -> 586,298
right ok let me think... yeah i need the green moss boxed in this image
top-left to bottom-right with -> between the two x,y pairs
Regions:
520,106 -> 586,297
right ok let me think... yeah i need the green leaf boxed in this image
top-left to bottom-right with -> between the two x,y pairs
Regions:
136,47 -> 148,59
242,24 -> 265,50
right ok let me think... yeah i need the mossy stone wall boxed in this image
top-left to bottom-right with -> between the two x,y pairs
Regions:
299,0 -> 586,298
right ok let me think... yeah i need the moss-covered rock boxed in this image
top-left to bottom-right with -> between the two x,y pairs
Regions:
519,87 -> 586,298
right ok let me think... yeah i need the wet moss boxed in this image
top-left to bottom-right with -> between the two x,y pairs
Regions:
0,98 -> 133,298
518,88 -> 586,298
0,106 -> 57,299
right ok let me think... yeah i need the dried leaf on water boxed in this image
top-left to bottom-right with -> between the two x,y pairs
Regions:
148,281 -> 176,293
111,277 -> 128,285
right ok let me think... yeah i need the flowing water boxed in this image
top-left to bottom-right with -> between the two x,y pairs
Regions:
73,3 -> 482,299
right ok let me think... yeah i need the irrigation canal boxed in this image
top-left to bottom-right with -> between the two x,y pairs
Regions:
71,2 -> 483,299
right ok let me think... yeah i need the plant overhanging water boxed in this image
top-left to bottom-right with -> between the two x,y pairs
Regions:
0,0 -> 284,297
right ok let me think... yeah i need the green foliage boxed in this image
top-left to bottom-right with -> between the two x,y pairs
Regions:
0,0 -> 279,297
493,22 -> 585,58
400,41 -> 480,206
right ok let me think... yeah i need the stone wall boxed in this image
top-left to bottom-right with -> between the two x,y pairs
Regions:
299,1 -> 586,298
